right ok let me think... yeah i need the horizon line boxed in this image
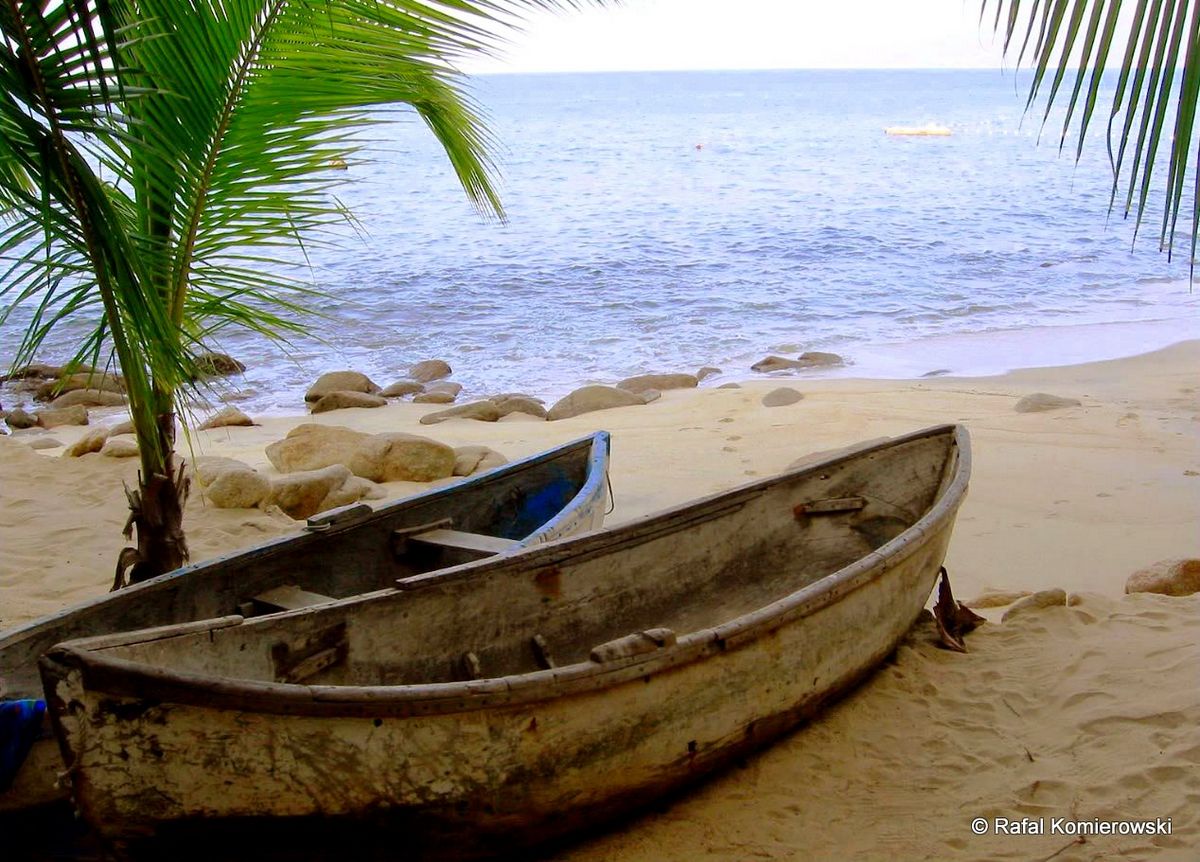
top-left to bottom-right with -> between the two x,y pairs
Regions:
463,65 -> 1120,78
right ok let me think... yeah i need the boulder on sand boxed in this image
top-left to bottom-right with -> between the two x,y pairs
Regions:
453,445 -> 508,476
381,380 -> 424,398
616,373 -> 698,394
1001,588 -> 1068,622
268,465 -> 354,520
413,391 -> 456,405
347,433 -> 456,483
1125,559 -> 1200,597
316,475 -> 386,511
100,437 -> 139,458
36,405 -> 89,428
310,391 -> 387,413
752,352 -> 843,373
304,370 -> 380,403
752,355 -> 805,373
35,371 -> 123,401
266,424 -> 458,485
963,589 -> 1032,609
418,401 -> 501,425
408,359 -> 452,384
547,385 -> 645,421
50,389 -> 127,409
205,469 -> 271,509
5,408 -> 38,430
427,381 -> 463,397
265,424 -> 371,473
198,406 -> 257,430
64,426 -> 110,457
491,395 -> 547,420
796,351 -> 844,367
191,456 -> 255,487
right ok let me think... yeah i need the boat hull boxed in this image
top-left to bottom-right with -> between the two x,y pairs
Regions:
41,425 -> 969,857
0,432 -> 609,813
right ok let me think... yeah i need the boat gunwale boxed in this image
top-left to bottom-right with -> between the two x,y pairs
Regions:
42,424 -> 970,718
1,431 -> 609,657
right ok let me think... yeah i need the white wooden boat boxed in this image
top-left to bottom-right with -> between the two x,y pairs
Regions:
40,425 -> 969,858
0,431 -> 609,812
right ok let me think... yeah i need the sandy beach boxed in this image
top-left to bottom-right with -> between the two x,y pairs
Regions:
1,339 -> 1197,860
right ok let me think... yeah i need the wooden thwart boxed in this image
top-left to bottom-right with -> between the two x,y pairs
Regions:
251,585 -> 336,613
405,529 -> 520,559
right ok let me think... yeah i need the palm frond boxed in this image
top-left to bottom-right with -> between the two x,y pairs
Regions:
3,1 -> 605,443
988,0 -> 1200,270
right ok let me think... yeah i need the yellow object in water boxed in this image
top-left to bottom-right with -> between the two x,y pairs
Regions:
884,125 -> 952,137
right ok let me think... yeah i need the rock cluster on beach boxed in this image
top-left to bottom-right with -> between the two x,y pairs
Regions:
304,362 -> 458,413
1,353 -> 251,433
273,347 -> 851,423
194,455 -> 380,519
0,363 -> 119,431
187,423 -> 514,518
265,424 -> 453,482
295,360 -> 736,423
960,560 -> 1200,621
751,352 -> 844,373
5,344 -> 846,453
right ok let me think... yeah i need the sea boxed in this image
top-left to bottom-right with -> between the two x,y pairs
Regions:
4,69 -> 1199,412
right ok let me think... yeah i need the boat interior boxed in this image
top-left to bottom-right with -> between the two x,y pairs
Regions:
85,431 -> 960,692
2,436 -> 600,699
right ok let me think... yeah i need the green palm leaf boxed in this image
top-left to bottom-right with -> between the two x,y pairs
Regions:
2,0 -> 607,582
986,0 -> 1200,269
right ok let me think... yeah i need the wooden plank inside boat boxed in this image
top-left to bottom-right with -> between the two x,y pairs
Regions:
251,585 -> 337,613
405,529 -> 520,558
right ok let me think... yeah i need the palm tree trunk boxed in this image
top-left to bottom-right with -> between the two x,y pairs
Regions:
115,396 -> 190,589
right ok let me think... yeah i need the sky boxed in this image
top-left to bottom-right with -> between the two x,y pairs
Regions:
463,0 -> 1015,75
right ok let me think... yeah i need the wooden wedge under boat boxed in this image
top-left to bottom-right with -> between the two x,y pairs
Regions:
40,425 -> 969,859
0,431 -> 609,813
